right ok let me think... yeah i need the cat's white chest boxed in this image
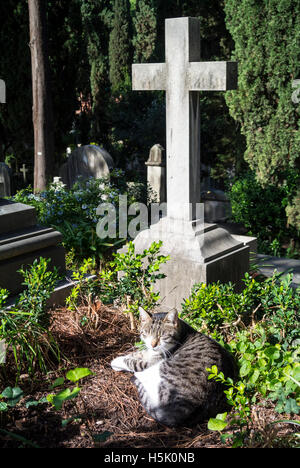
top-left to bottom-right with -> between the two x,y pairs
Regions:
134,362 -> 162,409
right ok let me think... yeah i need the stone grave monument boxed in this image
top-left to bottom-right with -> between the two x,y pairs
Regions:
201,189 -> 232,223
59,144 -> 114,189
146,144 -> 166,203
121,17 -> 255,309
0,199 -> 66,297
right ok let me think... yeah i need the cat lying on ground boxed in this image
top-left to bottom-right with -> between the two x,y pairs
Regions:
111,307 -> 237,427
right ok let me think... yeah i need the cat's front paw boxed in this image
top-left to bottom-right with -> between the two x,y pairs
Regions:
111,355 -> 130,372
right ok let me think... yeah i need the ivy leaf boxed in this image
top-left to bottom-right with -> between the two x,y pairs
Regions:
283,398 -> 300,415
50,377 -> 65,389
52,387 -> 81,410
208,413 -> 228,431
1,387 -> 24,407
66,368 -> 94,383
0,402 -> 8,411
240,361 -> 252,377
93,431 -> 113,443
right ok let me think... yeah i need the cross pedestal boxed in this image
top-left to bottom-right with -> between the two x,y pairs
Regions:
121,18 -> 252,309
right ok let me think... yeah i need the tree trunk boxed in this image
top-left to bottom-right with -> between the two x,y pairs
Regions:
28,0 -> 54,192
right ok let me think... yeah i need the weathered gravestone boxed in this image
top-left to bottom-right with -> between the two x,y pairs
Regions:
0,162 -> 11,197
146,144 -> 166,203
59,145 -> 114,189
201,189 -> 231,223
0,199 -> 66,296
120,17 -> 255,309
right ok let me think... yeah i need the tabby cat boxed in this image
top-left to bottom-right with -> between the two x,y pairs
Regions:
111,307 -> 237,427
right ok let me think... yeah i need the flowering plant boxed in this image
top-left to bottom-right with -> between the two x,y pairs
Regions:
12,171 -> 143,264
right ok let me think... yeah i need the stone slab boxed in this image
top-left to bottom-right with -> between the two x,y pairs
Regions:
0,200 -> 36,235
124,220 -> 250,310
257,254 -> 300,289
0,163 -> 11,197
154,244 -> 249,309
0,226 -> 62,261
0,244 -> 66,296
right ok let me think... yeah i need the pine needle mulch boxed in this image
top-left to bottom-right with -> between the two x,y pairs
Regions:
0,303 -> 297,448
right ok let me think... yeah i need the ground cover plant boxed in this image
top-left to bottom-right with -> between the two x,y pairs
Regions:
181,271 -> 300,447
0,258 -> 61,379
0,245 -> 299,448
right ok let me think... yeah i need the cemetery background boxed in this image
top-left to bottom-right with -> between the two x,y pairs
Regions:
0,0 -> 299,449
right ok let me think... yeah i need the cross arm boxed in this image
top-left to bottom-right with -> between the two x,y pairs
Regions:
188,61 -> 238,91
132,63 -> 166,91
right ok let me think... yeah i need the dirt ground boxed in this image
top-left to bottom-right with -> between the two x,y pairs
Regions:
0,303 -> 298,449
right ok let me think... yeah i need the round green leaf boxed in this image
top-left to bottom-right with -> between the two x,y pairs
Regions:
208,417 -> 228,432
66,368 -> 94,383
240,360 -> 252,377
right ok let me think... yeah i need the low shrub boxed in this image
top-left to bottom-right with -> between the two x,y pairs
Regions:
11,171 -> 146,264
181,271 -> 300,447
98,240 -> 170,329
229,171 -> 300,258
181,272 -> 300,349
0,258 -> 61,379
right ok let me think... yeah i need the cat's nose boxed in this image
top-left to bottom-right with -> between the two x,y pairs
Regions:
151,338 -> 159,348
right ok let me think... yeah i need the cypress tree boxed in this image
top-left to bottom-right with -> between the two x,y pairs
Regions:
109,0 -> 133,94
224,0 -> 300,230
133,0 -> 157,63
80,0 -> 112,143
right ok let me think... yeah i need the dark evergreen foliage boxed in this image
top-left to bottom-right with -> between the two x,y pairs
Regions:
224,0 -> 300,230
109,0 -> 133,93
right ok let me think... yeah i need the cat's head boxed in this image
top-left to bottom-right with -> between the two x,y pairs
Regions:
139,307 -> 181,354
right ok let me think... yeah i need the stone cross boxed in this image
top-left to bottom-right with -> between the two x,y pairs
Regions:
132,17 -> 237,222
20,163 -> 29,183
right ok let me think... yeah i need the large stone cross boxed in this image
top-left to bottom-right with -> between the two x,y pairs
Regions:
132,17 -> 237,222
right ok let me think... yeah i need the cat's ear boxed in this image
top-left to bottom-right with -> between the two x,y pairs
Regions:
139,307 -> 152,323
164,308 -> 178,326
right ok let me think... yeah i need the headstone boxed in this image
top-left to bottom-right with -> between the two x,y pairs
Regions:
59,145 -> 114,188
119,17 -> 254,310
145,144 -> 166,203
0,162 -> 11,197
0,199 -> 66,296
201,189 -> 232,223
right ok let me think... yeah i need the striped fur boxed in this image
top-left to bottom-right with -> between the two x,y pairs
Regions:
111,308 -> 237,427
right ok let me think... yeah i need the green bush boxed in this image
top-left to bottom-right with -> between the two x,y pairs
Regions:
181,271 -> 299,348
11,172 -> 145,263
228,171 -> 299,257
181,271 -> 300,446
99,240 -> 170,322
0,258 -> 61,378
224,0 -> 300,231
